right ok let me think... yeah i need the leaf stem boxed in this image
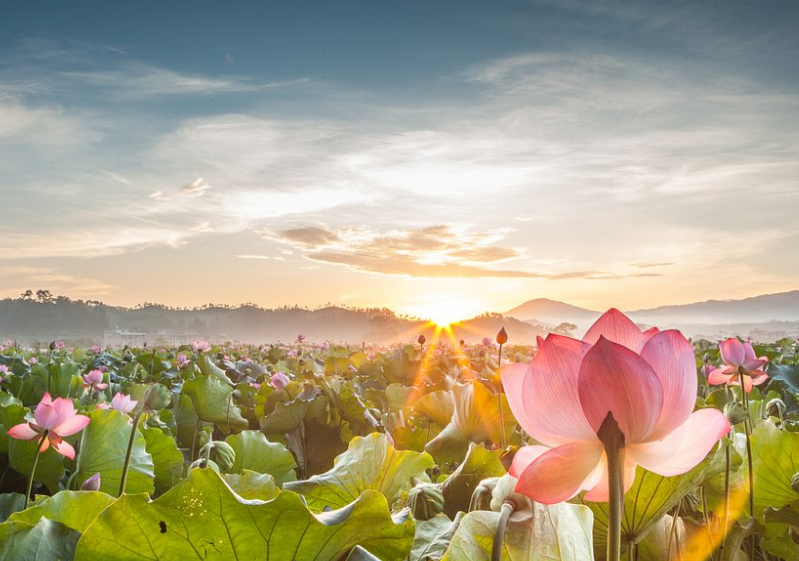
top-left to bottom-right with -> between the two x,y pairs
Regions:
118,407 -> 146,496
738,370 -> 755,561
491,500 -> 515,561
26,431 -> 48,508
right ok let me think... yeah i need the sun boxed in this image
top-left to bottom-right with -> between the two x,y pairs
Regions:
423,301 -> 472,327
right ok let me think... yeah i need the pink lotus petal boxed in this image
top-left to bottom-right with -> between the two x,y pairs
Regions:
509,445 -> 549,478
750,370 -> 769,385
707,368 -> 735,386
34,402 -> 58,430
578,337 -> 663,443
719,339 -> 744,366
640,330 -> 697,439
582,454 -> 638,502
52,414 -> 91,437
504,334 -> 595,446
515,440 -> 603,504
51,397 -> 77,423
38,437 -> 51,453
6,423 -> 39,440
583,309 -> 645,352
40,393 -> 53,406
52,439 -> 76,460
628,408 -> 730,477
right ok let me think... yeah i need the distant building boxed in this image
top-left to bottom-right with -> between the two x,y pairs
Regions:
103,328 -> 201,348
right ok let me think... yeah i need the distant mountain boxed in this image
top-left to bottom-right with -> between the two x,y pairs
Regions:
629,290 -> 799,324
504,298 -> 600,326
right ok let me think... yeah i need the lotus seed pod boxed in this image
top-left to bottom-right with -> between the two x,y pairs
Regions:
723,401 -> 749,425
407,483 -> 445,521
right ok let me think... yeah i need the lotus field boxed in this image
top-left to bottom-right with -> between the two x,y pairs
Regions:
2,310 -> 799,560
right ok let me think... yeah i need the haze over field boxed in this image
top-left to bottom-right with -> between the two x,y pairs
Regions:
1,1 -> 798,322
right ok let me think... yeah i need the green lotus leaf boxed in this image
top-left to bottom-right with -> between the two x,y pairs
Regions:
441,501 -> 594,561
750,419 -> 799,519
143,427 -> 185,495
579,443 -> 726,550
761,499 -> 799,560
285,432 -> 434,511
414,390 -> 455,426
197,354 -> 233,385
222,470 -> 279,500
224,430 -> 296,486
73,408 -> 155,495
425,384 -> 515,462
259,393 -> 329,434
409,513 -> 464,561
1,403 -> 65,493
0,493 -> 26,523
441,443 -> 506,518
286,419 -> 347,478
74,468 -> 414,561
182,375 -> 248,431
0,518 -> 80,561
8,490 -> 114,533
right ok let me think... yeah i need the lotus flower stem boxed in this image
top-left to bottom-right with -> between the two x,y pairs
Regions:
491,500 -> 516,561
721,443 -> 731,556
738,369 -> 755,561
118,406 -> 146,496
25,431 -> 48,508
497,341 -> 505,449
598,412 -> 625,561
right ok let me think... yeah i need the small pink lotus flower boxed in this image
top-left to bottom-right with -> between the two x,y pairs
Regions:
7,393 -> 91,459
81,473 -> 101,491
502,309 -> 730,504
82,369 -> 108,391
192,340 -> 212,353
55,340 -> 66,351
297,334 -> 306,342
482,337 -> 492,347
98,393 -> 138,414
176,353 -> 190,368
708,338 -> 769,393
28,357 -> 38,365
90,346 -> 101,354
270,371 -> 290,391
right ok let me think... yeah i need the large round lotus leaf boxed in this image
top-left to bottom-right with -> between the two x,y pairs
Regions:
222,470 -> 279,500
425,384 -> 516,462
750,420 -> 799,519
74,468 -> 415,561
8,490 -> 114,533
182,375 -> 248,431
285,432 -> 434,511
441,501 -> 594,561
441,443 -> 506,518
0,518 -> 80,561
579,444 -> 726,550
409,513 -> 464,561
414,390 -> 455,426
224,430 -> 296,486
73,408 -> 155,495
143,427 -> 184,495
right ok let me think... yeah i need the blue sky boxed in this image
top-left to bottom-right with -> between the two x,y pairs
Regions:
2,0 -> 798,319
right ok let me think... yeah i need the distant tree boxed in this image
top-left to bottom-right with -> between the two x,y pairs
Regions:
21,289 -> 33,300
553,322 -> 577,336
35,289 -> 53,303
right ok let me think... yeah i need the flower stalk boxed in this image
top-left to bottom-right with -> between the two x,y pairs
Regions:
491,500 -> 516,561
118,406 -> 146,496
738,369 -> 755,561
25,431 -> 48,508
598,412 -> 625,561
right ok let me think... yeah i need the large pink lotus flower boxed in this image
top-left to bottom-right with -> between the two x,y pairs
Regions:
82,369 -> 108,391
707,338 -> 768,393
7,393 -> 91,460
501,309 -> 730,504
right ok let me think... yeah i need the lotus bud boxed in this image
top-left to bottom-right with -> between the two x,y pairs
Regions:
418,335 -> 426,346
81,473 -> 101,491
496,327 -> 508,345
723,401 -> 749,425
199,441 -> 236,472
407,482 -> 445,521
143,383 -> 171,411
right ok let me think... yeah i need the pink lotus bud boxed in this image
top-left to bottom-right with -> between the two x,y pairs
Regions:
270,371 -> 290,391
482,337 -> 492,347
496,327 -> 508,345
82,473 -> 101,491
297,334 -> 306,342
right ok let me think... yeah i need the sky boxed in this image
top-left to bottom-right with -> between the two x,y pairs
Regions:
1,0 -> 798,322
